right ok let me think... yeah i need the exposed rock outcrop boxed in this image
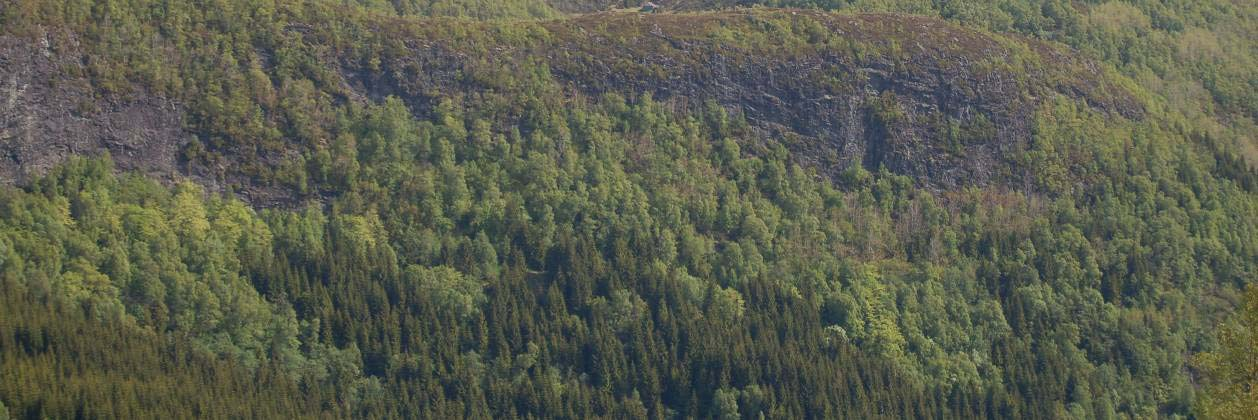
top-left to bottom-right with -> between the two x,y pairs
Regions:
0,10 -> 1142,200
354,11 -> 1141,189
0,33 -> 185,185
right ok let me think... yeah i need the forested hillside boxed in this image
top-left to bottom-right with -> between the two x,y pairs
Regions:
0,0 -> 1255,419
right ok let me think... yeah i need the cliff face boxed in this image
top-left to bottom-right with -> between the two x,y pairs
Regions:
0,9 -> 1141,199
0,34 -> 185,185
346,11 -> 1142,189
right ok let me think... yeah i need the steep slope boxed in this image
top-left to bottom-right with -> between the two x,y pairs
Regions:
0,35 -> 185,185
0,1 -> 1255,419
357,11 -> 1142,188
1,6 -> 1141,198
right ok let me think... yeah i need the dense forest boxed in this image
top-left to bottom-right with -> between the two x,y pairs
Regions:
0,0 -> 1255,419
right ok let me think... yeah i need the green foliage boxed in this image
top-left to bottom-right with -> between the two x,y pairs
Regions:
694,0 -> 1257,121
0,269 -> 335,418
4,82 -> 1252,417
407,265 -> 486,319
0,0 -> 1255,418
1195,286 -> 1258,419
350,0 -> 559,19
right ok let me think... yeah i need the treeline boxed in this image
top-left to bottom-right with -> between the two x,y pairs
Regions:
346,0 -> 559,19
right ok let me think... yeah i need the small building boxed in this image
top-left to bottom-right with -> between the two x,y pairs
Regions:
640,2 -> 659,13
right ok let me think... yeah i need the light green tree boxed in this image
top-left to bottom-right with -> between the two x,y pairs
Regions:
1195,286 -> 1258,419
408,265 -> 485,319
714,387 -> 740,420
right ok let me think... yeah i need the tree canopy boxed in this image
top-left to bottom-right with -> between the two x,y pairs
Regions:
0,0 -> 1255,418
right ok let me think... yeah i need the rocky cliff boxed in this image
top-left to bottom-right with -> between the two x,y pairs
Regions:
0,8 -> 1142,200
0,34 -> 184,185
